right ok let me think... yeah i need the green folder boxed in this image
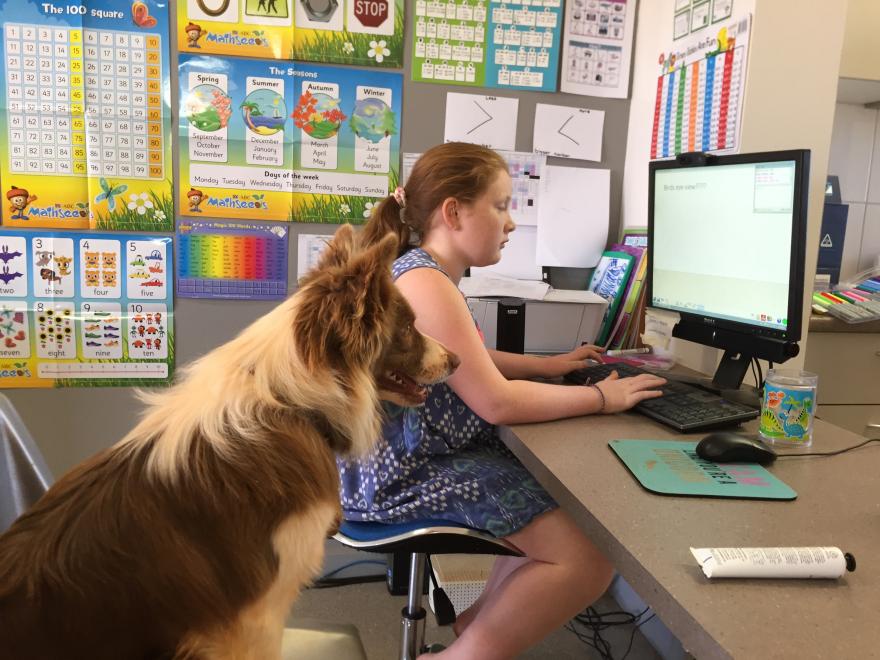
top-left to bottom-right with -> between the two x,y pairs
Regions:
588,251 -> 635,345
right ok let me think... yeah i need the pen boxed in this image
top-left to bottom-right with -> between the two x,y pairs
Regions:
606,348 -> 651,357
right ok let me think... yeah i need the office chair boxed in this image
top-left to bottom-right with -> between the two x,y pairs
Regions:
334,519 -> 523,660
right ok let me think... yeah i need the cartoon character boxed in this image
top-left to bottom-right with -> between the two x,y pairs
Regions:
138,325 -> 146,337
154,312 -> 162,325
35,250 -> 54,267
102,270 -> 117,288
54,255 -> 72,277
7,186 -> 37,220
0,245 -> 23,263
84,251 -> 101,268
132,339 -> 145,348
185,22 -> 204,49
102,252 -> 117,270
148,263 -> 164,274
39,268 -> 61,283
131,0 -> 158,28
85,271 -> 101,287
153,338 -> 161,351
146,326 -> 158,335
0,266 -> 23,285
187,188 -> 205,213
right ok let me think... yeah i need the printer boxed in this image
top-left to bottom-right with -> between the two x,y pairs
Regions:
466,292 -> 608,354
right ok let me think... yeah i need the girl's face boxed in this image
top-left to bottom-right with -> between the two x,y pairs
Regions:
456,170 -> 515,267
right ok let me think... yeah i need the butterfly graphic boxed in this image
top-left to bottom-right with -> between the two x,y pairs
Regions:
0,245 -> 22,264
0,265 -> 23,284
132,1 -> 158,27
94,178 -> 128,211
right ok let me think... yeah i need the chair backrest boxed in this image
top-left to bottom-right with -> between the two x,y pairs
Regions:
0,393 -> 53,533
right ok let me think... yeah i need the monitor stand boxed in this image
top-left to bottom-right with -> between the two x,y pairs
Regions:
661,350 -> 762,409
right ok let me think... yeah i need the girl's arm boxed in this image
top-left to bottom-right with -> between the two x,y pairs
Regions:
395,268 -> 665,426
487,345 -> 604,381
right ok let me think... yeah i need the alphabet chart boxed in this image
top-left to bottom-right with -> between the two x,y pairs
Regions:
0,0 -> 172,231
177,220 -> 288,300
651,15 -> 751,158
177,0 -> 404,67
411,0 -> 563,92
179,54 -> 402,222
0,229 -> 173,388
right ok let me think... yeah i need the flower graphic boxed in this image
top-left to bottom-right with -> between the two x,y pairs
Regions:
153,209 -> 166,221
339,203 -> 351,215
343,41 -> 354,55
127,192 -> 154,215
363,201 -> 375,218
291,90 -> 347,139
368,39 -> 390,64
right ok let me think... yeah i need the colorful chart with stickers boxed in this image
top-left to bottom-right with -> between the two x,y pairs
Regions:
0,0 -> 173,231
0,230 -> 173,388
412,0 -> 563,92
177,220 -> 288,300
177,0 -> 403,67
179,55 -> 402,223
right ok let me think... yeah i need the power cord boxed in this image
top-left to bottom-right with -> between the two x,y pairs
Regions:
566,606 -> 653,660
777,437 -> 880,458
310,559 -> 387,589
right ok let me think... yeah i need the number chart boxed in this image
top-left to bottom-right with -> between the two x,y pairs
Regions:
411,0 -> 563,91
177,0 -> 404,67
177,220 -> 288,300
0,0 -> 172,231
179,54 -> 402,223
0,229 -> 173,388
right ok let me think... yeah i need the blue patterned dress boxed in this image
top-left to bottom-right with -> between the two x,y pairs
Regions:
337,249 -> 558,538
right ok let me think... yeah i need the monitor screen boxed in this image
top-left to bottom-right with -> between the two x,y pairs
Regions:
650,155 -> 801,336
647,149 -> 810,389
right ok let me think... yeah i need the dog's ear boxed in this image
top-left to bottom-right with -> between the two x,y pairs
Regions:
365,231 -> 399,270
315,223 -> 357,272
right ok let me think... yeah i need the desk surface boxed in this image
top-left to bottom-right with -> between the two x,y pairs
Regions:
500,414 -> 880,660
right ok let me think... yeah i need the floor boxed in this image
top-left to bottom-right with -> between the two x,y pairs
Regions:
291,579 -> 663,659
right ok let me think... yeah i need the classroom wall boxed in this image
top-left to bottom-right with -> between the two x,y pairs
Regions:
840,0 -> 880,82
621,0 -> 846,378
827,102 -> 880,279
4,6 -> 635,476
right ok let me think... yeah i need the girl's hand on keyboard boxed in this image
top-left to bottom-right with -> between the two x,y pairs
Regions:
539,344 -> 605,379
596,371 -> 667,413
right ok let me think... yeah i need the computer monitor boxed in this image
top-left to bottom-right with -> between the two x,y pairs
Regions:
647,149 -> 811,390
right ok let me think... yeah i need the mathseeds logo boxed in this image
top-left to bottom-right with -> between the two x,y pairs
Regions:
206,193 -> 269,210
205,30 -> 270,47
0,362 -> 32,378
27,203 -> 89,220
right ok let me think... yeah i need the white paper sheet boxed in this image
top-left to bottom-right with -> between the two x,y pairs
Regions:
533,105 -> 604,162
470,225 -> 542,281
536,167 -> 609,268
459,274 -> 550,301
296,233 -> 334,281
560,0 -> 637,99
444,93 -> 519,151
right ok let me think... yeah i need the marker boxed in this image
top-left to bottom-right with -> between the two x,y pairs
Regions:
606,347 -> 651,357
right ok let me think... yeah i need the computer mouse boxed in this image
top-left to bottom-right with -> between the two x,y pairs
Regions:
695,432 -> 777,465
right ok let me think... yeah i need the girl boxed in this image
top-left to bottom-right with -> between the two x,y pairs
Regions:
339,143 -> 666,659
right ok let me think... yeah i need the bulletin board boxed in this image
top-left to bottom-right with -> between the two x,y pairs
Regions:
177,0 -> 404,67
0,229 -> 173,388
179,54 -> 402,223
0,0 -> 173,231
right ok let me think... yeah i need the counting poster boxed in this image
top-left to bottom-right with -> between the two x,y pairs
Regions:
177,0 -> 404,67
650,13 -> 751,159
179,54 -> 402,223
177,220 -> 288,300
0,0 -> 173,231
0,229 -> 173,388
411,0 -> 563,92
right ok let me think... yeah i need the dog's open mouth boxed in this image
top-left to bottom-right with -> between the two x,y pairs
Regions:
379,370 -> 428,404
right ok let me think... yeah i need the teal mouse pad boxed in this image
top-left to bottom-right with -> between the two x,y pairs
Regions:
608,440 -> 797,500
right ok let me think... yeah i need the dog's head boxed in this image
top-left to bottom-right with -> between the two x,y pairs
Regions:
294,225 -> 459,410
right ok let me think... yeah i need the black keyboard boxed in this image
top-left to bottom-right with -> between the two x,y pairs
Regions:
564,362 -> 759,432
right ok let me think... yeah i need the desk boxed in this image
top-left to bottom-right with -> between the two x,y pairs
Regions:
500,414 -> 880,659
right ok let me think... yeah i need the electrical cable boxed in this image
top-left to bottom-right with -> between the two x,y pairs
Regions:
777,437 -> 880,458
621,613 -> 655,660
309,559 -> 386,589
565,606 -> 652,660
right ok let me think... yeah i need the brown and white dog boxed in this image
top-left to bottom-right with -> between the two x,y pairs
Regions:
0,225 -> 458,660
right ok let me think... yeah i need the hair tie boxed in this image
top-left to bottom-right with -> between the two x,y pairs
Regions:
392,186 -> 406,208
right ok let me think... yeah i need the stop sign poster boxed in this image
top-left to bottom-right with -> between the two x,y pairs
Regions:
179,54 -> 403,223
177,0 -> 404,67
412,0 -> 563,92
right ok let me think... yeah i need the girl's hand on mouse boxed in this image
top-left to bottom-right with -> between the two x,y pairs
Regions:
538,344 -> 605,379
594,371 -> 666,413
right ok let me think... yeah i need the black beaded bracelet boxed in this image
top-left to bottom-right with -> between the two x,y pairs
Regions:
589,383 -> 606,413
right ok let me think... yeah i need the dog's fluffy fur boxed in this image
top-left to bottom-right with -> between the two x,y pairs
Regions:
0,225 -> 457,660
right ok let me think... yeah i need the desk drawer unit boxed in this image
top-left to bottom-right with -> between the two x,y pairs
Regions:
804,333 -> 880,404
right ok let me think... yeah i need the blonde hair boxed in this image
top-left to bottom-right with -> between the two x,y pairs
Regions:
361,142 -> 508,254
